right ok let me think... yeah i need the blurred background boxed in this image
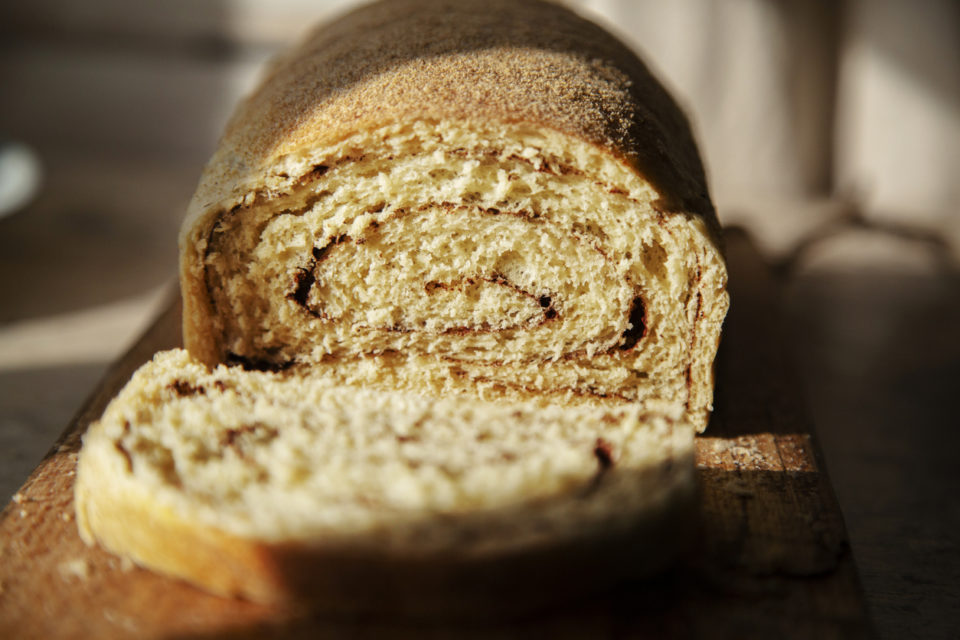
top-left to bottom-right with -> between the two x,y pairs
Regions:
0,0 -> 957,635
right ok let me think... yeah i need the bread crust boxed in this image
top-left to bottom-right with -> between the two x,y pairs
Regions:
76,452 -> 290,603
76,444 -> 694,617
185,0 -> 714,218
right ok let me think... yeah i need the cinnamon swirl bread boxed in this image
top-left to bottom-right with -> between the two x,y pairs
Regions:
75,350 -> 694,613
180,0 -> 728,429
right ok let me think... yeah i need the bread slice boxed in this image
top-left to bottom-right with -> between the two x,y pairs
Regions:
75,349 -> 694,614
179,0 -> 728,430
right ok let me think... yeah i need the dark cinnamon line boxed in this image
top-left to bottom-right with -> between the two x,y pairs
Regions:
594,437 -> 615,470
313,234 -> 347,264
683,263 -> 704,411
167,381 -> 206,397
221,423 -> 280,453
224,352 -> 295,373
538,295 -> 558,320
288,267 -> 316,309
285,234 -> 348,317
295,163 -> 329,187
113,420 -> 134,472
580,436 -> 619,498
113,442 -> 134,473
381,201 -> 544,225
618,297 -> 647,351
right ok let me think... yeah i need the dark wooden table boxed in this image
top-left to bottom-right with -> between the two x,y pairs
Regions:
0,230 -> 873,638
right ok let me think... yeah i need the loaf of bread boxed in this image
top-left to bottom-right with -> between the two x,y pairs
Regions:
180,0 -> 728,430
75,349 -> 694,614
76,0 -> 728,612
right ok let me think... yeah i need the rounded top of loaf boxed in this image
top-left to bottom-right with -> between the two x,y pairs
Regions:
190,0 -> 715,223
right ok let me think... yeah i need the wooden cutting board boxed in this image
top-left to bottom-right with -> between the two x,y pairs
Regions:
0,229 -> 873,638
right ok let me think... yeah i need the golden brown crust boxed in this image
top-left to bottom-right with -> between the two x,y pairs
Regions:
78,494 -> 694,617
74,427 -> 290,603
189,0 -> 712,216
77,476 -> 289,603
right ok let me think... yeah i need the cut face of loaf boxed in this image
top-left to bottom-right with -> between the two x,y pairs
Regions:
75,350 -> 694,611
179,0 -> 729,430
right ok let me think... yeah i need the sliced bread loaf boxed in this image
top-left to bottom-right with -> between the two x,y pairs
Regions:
77,0 -> 727,613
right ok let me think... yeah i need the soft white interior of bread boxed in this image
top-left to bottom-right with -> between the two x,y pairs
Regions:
77,349 -> 693,552
195,120 -> 727,427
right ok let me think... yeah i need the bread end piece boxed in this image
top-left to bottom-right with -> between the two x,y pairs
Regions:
76,349 -> 696,616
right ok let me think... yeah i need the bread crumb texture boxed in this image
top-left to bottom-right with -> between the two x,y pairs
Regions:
77,350 -> 692,553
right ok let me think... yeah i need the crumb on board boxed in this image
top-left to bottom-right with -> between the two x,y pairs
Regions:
58,557 -> 91,582
108,555 -> 136,573
103,608 -> 139,632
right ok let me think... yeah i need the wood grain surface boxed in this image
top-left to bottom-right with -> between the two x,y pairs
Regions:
0,229 -> 873,638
